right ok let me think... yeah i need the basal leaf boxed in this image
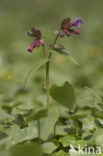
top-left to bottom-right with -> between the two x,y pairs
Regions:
80,116 -> 97,131
59,135 -> 76,147
55,150 -> 67,156
4,125 -> 38,147
42,142 -> 57,154
39,105 -> 59,140
92,108 -> 103,119
0,109 -> 14,122
55,125 -> 69,136
90,128 -> 103,148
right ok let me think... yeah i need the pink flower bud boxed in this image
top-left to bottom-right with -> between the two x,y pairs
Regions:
35,41 -> 40,47
74,30 -> 80,35
63,29 -> 71,37
27,45 -> 34,52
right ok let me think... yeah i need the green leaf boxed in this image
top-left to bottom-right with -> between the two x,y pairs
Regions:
27,109 -> 47,122
0,132 -> 8,140
4,125 -> 38,147
52,49 -> 69,56
39,105 -> 59,140
5,125 -> 20,136
82,131 -> 93,140
85,86 -> 103,104
71,140 -> 88,148
61,109 -> 88,120
95,119 -> 103,128
0,108 -> 14,122
11,127 -> 38,144
59,135 -> 88,148
59,135 -> 76,147
69,153 -> 96,156
92,108 -> 103,119
52,48 -> 78,65
10,144 -> 42,156
90,128 -> 103,148
76,90 -> 95,108
81,116 -> 98,131
55,150 -> 67,156
42,142 -> 57,154
21,58 -> 49,88
68,55 -> 78,66
50,81 -> 76,111
55,125 -> 69,136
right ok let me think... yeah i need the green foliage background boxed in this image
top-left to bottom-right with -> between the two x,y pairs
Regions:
0,0 -> 103,155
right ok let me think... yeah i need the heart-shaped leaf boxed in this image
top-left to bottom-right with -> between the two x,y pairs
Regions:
50,81 -> 76,111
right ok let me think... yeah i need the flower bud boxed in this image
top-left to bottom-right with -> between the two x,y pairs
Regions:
27,45 -> 34,52
74,30 -> 80,35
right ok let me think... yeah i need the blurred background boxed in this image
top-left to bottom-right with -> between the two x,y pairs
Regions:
0,0 -> 103,101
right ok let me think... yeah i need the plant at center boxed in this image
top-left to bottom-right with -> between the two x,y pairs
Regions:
26,16 -> 83,109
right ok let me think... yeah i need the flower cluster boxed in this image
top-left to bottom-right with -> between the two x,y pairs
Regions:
58,16 -> 83,37
27,27 -> 45,52
27,17 -> 83,53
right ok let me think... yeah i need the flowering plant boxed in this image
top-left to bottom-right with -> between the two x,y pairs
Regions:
26,16 -> 83,109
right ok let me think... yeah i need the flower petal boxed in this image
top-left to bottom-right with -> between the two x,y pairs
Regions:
72,16 -> 83,27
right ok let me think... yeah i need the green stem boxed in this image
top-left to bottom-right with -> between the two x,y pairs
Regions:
44,34 -> 59,108
49,34 -> 59,50
43,34 -> 59,109
54,123 -> 56,137
53,34 -> 59,45
42,47 -> 52,109
46,56 -> 50,109
42,47 -> 47,57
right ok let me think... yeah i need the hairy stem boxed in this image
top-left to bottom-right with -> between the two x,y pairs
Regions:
53,34 -> 59,45
42,47 -> 47,57
46,59 -> 50,109
42,47 -> 52,109
49,33 -> 59,50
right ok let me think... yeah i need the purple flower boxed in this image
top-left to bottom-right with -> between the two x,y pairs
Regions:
27,27 -> 45,53
58,16 -> 83,38
72,16 -> 83,28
